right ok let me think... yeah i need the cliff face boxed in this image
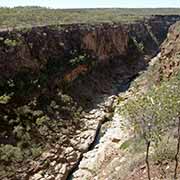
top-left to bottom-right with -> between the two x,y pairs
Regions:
0,24 -> 128,80
0,15 -> 179,82
157,21 -> 180,79
128,15 -> 180,54
82,25 -> 128,62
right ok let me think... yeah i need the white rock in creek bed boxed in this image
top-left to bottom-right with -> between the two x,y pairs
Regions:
46,175 -> 55,180
86,123 -> 99,130
65,147 -> 74,154
70,138 -> 79,146
50,160 -> 56,166
30,173 -> 42,180
84,114 -> 94,119
76,130 -> 81,134
94,111 -> 104,118
55,163 -> 62,172
60,164 -> 67,174
61,128 -> 69,134
77,142 -> 89,151
41,152 -> 54,159
89,109 -> 98,114
55,174 -> 63,180
73,169 -> 92,179
81,130 -> 95,139
79,159 -> 96,170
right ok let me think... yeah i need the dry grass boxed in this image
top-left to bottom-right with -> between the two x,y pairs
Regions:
0,7 -> 180,28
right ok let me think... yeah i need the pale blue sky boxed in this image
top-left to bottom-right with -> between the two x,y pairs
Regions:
0,0 -> 180,9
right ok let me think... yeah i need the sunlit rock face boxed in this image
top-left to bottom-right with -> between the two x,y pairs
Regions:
0,23 -> 128,80
0,15 -> 179,81
157,21 -> 180,79
82,24 -> 128,63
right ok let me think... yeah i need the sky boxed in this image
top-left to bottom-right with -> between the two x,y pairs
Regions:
0,0 -> 180,9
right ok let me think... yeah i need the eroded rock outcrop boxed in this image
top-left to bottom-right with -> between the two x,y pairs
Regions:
0,24 -> 128,80
0,15 -> 179,80
158,21 -> 180,79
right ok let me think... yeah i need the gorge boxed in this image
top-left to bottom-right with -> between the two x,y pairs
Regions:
0,15 -> 180,180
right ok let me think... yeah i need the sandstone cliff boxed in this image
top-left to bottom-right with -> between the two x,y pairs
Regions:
158,21 -> 180,78
0,15 -> 179,81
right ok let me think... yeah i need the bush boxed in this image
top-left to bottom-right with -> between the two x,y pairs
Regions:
0,145 -> 23,162
120,74 -> 180,144
0,94 -> 11,104
4,39 -> 19,47
152,135 -> 177,163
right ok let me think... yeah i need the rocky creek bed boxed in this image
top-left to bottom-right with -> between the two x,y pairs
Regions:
26,73 -> 133,180
28,95 -> 116,180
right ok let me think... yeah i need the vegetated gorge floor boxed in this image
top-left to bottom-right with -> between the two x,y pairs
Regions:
1,49 -> 178,180
27,55 -> 143,180
67,62 -> 147,180
0,48 -> 148,180
67,55 -> 180,180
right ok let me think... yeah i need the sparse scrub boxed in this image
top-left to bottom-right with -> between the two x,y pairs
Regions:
152,135 -> 177,163
120,72 -> 180,179
0,7 -> 180,28
0,145 -> 23,162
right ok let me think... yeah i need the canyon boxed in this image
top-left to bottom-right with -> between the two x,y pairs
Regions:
0,15 -> 180,180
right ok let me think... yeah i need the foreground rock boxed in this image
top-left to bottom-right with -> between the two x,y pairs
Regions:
71,102 -> 129,180
27,96 -> 116,180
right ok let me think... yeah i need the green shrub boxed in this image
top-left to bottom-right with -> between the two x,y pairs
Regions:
152,135 -> 177,163
132,37 -> 144,53
4,39 -> 19,47
0,94 -> 11,104
69,55 -> 87,66
36,115 -> 49,126
120,74 -> 180,144
0,145 -> 23,162
120,136 -> 146,154
31,145 -> 43,158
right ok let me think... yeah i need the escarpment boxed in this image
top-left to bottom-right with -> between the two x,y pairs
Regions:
0,15 -> 179,80
0,15 -> 180,180
157,21 -> 180,79
0,24 -> 128,80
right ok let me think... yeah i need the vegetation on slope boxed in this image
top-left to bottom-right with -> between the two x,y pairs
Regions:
114,21 -> 180,180
118,68 -> 180,179
0,54 -> 91,178
0,7 -> 180,28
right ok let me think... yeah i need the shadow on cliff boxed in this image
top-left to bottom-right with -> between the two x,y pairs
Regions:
65,53 -> 148,111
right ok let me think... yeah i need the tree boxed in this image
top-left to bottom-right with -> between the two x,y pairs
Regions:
120,74 -> 180,179
174,116 -> 180,179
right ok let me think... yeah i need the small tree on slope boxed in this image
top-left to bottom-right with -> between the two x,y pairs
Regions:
121,75 -> 180,179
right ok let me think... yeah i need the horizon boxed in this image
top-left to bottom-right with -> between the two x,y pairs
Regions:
1,6 -> 180,10
2,7 -> 180,10
0,0 -> 180,9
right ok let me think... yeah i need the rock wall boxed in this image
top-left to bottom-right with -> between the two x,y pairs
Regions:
157,21 -> 180,79
0,15 -> 179,82
127,15 -> 180,54
0,24 -> 128,80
